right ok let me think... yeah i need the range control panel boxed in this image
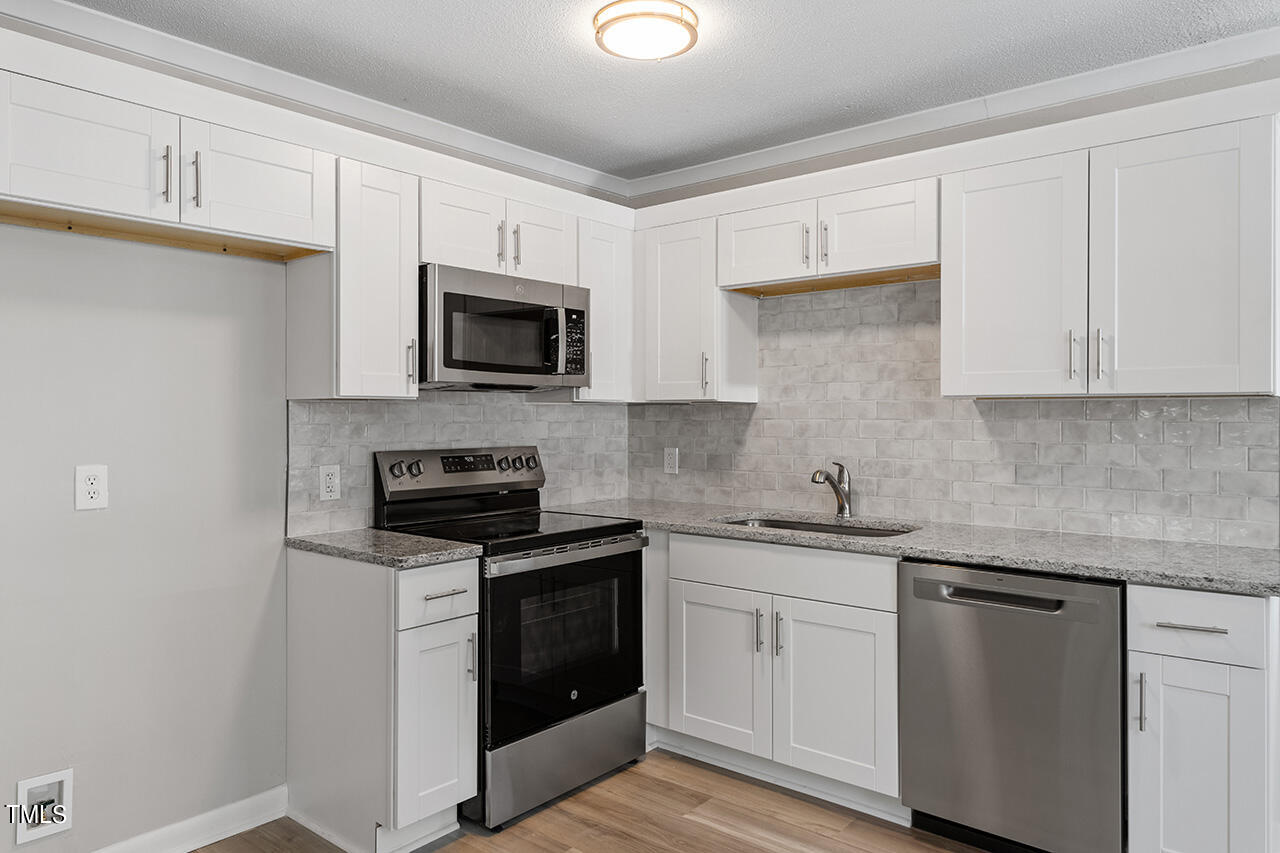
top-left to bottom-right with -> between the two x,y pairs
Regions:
376,446 -> 546,499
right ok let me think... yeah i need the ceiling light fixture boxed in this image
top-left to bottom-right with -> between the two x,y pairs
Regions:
594,1 -> 699,61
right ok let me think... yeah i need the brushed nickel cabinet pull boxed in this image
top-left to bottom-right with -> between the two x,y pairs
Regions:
163,144 -> 172,203
755,608 -> 763,652
497,221 -> 505,264
407,339 -> 417,385
802,223 -> 810,267
467,632 -> 477,682
1068,329 -> 1077,379
774,611 -> 784,656
513,223 -> 521,267
422,587 -> 468,602
1155,621 -> 1229,635
820,221 -> 829,265
1138,671 -> 1147,732
193,150 -> 203,208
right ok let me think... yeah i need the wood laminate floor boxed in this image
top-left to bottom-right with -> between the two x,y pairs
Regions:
202,752 -> 981,853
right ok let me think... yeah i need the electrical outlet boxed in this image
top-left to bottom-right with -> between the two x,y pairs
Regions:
320,465 -> 341,501
663,447 -> 679,475
15,768 -> 72,844
74,465 -> 108,511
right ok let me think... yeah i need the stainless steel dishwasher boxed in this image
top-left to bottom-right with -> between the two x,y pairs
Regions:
899,562 -> 1123,853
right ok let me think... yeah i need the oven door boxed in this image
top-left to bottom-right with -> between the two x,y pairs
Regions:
484,536 -> 645,749
422,264 -> 567,387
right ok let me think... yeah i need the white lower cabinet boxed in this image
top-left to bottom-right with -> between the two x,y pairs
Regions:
666,535 -> 899,797
287,551 -> 480,853
395,615 -> 479,829
1127,585 -> 1274,853
772,597 -> 897,793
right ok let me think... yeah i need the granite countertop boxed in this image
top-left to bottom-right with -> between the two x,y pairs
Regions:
560,498 -> 1280,597
285,528 -> 482,569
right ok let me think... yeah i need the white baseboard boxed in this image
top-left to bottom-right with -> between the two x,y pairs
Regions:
93,785 -> 287,853
288,805 -> 458,853
647,726 -> 911,828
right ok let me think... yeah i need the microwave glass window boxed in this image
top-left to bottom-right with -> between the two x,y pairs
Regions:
443,293 -> 553,375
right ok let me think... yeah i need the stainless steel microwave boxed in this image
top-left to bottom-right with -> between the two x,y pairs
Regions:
418,264 -> 589,391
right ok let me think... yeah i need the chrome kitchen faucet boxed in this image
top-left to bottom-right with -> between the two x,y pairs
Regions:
811,462 -> 853,518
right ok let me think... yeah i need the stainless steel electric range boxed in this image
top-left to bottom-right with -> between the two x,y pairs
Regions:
373,446 -> 647,829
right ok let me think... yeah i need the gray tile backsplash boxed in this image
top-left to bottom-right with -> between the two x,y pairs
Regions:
289,279 -> 1279,547
287,393 -> 628,535
628,280 -> 1280,548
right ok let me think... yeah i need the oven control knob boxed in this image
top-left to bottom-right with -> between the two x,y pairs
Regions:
512,456 -> 525,471
388,461 -> 407,479
407,459 -> 424,477
525,455 -> 539,470
497,456 -> 511,471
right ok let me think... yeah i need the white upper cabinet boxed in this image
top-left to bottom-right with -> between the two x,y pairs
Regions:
644,218 -> 717,400
668,580 -> 773,759
336,159 -> 419,399
577,219 -> 636,402
1090,119 -> 1275,395
419,178 -> 506,273
717,199 -> 817,286
818,178 -> 938,275
0,73 -> 180,222
507,199 -> 577,286
179,118 -> 335,247
772,597 -> 898,797
941,152 -> 1091,397
420,179 -> 578,285
286,158 -> 419,400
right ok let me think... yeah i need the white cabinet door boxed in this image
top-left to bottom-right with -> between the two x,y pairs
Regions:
336,159 -> 419,398
772,598 -> 899,796
507,200 -> 577,285
1129,652 -> 1266,853
1090,119 -> 1275,395
395,615 -> 478,830
940,152 -> 1090,397
644,218 -> 717,400
818,178 -> 938,274
668,580 -> 772,758
419,178 -> 506,272
577,219 -> 635,401
717,199 -> 816,286
0,73 -> 180,222
180,118 -> 335,246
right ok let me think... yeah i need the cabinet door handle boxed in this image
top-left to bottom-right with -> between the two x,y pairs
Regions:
701,351 -> 709,393
513,224 -> 521,267
820,221 -> 829,265
406,339 -> 417,386
162,144 -> 172,203
1138,671 -> 1147,732
774,611 -> 783,656
193,150 -> 203,208
422,587 -> 468,602
1095,329 -> 1104,379
497,220 -> 505,265
1155,621 -> 1229,635
467,632 -> 477,682
1067,329 -> 1077,379
755,608 -> 763,652
801,223 -> 810,267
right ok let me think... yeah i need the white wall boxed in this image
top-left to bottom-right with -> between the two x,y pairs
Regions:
0,225 -> 287,852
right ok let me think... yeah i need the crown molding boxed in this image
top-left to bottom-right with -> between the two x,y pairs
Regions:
1,0 -> 1278,206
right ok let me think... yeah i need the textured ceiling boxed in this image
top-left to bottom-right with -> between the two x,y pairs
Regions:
61,0 -> 1280,179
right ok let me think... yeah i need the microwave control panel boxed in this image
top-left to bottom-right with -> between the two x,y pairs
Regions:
565,309 -> 586,376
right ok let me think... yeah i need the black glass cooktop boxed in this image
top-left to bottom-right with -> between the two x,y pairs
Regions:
399,510 -> 641,556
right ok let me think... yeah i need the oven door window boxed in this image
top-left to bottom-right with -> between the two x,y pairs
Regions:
486,552 -> 642,748
442,292 -> 558,375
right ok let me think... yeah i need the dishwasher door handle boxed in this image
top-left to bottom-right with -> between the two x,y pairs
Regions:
940,584 -> 1065,614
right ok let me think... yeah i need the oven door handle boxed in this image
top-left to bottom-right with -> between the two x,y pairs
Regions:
556,306 -> 568,375
485,533 -> 648,578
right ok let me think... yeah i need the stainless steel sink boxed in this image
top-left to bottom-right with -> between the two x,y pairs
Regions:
725,518 -> 912,537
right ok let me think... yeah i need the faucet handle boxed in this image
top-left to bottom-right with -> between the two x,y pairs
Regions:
831,461 -> 849,486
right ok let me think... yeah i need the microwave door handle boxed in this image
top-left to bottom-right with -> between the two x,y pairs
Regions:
556,306 -> 567,374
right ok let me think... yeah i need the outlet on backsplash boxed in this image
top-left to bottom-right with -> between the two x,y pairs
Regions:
664,448 -> 679,475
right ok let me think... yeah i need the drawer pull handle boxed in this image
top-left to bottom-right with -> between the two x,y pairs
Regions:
1138,672 -> 1147,732
467,632 -> 477,682
1154,621 -> 1229,635
422,587 -> 469,603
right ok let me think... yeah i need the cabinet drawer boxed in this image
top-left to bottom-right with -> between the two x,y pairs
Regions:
1128,585 -> 1266,669
396,559 -> 479,630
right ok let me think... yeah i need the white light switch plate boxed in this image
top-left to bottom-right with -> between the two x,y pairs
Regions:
663,448 -> 679,475
74,465 -> 108,511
